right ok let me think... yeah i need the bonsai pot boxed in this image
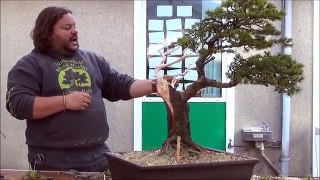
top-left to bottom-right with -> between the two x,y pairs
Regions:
104,149 -> 259,180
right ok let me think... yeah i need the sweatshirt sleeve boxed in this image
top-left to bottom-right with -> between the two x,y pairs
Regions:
6,58 -> 41,120
97,57 -> 136,102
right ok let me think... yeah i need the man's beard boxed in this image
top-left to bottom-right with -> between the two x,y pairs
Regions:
63,41 -> 79,54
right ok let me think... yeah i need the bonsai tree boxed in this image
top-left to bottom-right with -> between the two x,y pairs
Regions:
154,0 -> 303,158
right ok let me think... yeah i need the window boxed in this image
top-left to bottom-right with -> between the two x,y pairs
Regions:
146,0 -> 222,97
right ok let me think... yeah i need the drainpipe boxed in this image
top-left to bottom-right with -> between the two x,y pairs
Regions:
280,0 -> 292,176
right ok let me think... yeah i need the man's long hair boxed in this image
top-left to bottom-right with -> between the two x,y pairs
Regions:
31,6 -> 72,52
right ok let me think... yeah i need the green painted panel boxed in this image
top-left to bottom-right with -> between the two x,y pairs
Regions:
142,102 -> 168,150
142,102 -> 226,151
189,103 -> 226,150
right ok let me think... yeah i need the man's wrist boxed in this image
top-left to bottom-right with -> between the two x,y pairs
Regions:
62,95 -> 66,111
151,79 -> 157,93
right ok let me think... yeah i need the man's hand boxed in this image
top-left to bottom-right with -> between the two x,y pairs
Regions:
65,92 -> 92,110
163,75 -> 180,89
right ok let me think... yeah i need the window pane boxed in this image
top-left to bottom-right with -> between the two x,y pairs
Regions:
177,6 -> 193,17
157,6 -> 173,17
148,20 -> 164,31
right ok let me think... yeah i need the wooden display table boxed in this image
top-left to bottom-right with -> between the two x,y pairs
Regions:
0,169 -> 111,179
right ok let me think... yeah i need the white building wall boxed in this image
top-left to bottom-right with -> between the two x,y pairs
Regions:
233,0 -> 314,177
1,1 -> 135,169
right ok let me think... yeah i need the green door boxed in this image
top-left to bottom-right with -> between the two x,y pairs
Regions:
142,102 -> 226,151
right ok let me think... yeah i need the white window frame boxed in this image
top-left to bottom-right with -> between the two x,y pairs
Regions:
133,0 -> 235,153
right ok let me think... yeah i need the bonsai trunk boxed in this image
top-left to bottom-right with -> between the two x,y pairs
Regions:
155,51 -> 236,156
157,77 -> 204,154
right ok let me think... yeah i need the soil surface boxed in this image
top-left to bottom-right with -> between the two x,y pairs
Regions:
114,148 -> 250,166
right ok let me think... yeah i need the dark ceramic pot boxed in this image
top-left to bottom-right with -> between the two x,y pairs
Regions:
104,149 -> 259,180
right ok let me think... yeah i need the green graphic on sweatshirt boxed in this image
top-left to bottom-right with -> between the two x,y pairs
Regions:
55,59 -> 92,93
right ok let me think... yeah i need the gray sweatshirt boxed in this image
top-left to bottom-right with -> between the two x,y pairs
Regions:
6,49 -> 135,167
